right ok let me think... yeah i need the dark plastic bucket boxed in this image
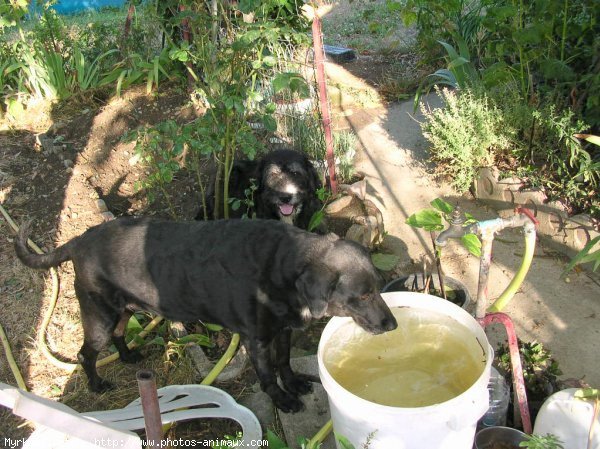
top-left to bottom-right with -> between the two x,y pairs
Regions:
382,273 -> 471,310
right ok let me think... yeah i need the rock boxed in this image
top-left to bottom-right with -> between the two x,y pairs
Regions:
325,191 -> 385,249
239,388 -> 276,431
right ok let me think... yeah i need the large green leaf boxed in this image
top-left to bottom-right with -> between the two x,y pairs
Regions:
265,430 -> 289,449
539,58 -> 575,82
461,234 -> 482,257
371,253 -> 400,271
308,210 -> 325,232
430,198 -> 454,215
574,134 -> 600,147
563,235 -> 600,275
334,434 -> 356,449
405,209 -> 444,231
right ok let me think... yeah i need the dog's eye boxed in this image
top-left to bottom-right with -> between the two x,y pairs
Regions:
359,294 -> 371,301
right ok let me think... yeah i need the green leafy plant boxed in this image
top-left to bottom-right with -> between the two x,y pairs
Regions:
99,46 -> 172,96
127,0 -> 315,222
307,187 -> 333,233
405,198 -> 480,302
513,106 -> 600,218
414,35 -> 481,108
559,133 -> 600,273
73,47 -> 119,91
420,87 -> 513,193
164,2 -> 311,220
229,178 -> 258,220
563,235 -> 600,275
519,434 -> 564,449
0,0 -> 28,31
129,120 -> 184,218
497,340 -> 562,400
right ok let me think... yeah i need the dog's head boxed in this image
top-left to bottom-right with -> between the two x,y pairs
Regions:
296,236 -> 398,334
257,149 -> 322,224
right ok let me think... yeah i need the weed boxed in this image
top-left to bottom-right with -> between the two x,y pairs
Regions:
497,340 -> 562,400
519,433 -> 564,449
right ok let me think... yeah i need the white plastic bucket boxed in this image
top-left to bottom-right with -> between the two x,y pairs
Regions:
318,292 -> 493,449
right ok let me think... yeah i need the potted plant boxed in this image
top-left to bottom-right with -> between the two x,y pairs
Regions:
385,198 -> 481,308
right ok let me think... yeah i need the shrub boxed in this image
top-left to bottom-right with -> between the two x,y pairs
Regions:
420,87 -> 512,192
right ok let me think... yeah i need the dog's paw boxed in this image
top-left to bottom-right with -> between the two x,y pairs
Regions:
90,378 -> 115,393
119,349 -> 143,364
283,374 -> 313,396
265,385 -> 304,413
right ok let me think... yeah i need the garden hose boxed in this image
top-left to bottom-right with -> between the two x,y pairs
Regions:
307,419 -> 333,449
200,333 -> 240,386
488,220 -> 536,313
161,332 -> 241,435
0,322 -> 27,390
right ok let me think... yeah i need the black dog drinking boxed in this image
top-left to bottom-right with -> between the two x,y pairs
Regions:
15,218 -> 397,412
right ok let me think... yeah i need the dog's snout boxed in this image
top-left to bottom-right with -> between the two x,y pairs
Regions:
382,314 -> 398,332
279,194 -> 293,204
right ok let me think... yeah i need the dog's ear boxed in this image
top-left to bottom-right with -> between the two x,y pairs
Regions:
295,265 -> 338,318
255,156 -> 269,193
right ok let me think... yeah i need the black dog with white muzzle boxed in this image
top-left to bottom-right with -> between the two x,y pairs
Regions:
198,149 -> 324,231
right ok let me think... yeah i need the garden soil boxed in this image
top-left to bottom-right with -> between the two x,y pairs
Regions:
1,1 -> 600,445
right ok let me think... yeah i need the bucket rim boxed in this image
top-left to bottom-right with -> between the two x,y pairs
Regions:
318,291 -> 493,414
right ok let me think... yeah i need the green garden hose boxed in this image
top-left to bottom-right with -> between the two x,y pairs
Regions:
488,222 -> 536,313
201,333 -> 240,386
0,322 -> 27,390
307,419 -> 333,449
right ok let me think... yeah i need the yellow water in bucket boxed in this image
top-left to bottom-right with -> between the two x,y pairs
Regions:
324,308 -> 486,407
323,307 -> 486,407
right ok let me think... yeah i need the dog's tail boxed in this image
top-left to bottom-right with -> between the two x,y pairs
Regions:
14,221 -> 74,269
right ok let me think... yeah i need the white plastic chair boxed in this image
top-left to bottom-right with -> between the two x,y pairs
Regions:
0,382 -> 262,449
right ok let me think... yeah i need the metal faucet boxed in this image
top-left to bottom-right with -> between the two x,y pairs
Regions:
434,206 -> 478,247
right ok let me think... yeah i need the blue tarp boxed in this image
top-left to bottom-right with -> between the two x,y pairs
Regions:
31,0 -> 128,15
